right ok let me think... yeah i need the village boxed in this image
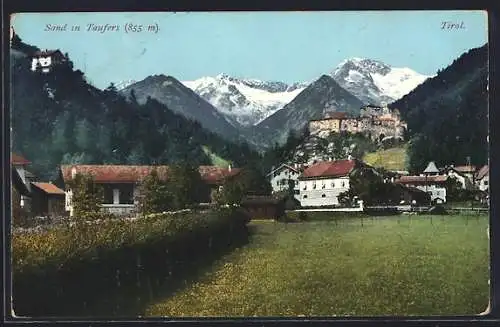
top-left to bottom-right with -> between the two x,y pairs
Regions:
11,132 -> 489,225
10,12 -> 491,317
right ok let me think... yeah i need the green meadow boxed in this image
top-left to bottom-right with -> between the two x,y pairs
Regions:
146,214 -> 489,317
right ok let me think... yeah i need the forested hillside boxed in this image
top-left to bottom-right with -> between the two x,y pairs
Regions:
10,35 -> 260,181
389,45 -> 488,173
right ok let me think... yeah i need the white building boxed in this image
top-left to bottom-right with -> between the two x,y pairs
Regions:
31,50 -> 67,73
442,164 -> 478,190
475,165 -> 489,192
395,161 -> 448,204
267,163 -> 301,199
298,159 -> 363,207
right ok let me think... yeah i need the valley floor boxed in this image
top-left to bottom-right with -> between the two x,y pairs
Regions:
145,214 -> 489,317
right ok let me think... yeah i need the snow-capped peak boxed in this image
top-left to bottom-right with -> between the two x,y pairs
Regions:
114,79 -> 137,91
182,75 -> 307,126
331,57 -> 431,105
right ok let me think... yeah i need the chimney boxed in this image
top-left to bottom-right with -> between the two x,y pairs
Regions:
348,155 -> 353,161
71,167 -> 77,179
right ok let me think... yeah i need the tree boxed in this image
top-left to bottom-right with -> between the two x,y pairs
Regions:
342,167 -> 390,205
167,163 -> 209,209
136,169 -> 172,215
75,119 -> 96,152
67,173 -> 105,220
215,165 -> 272,205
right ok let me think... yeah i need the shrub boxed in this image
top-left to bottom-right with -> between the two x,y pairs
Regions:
280,211 -> 309,223
12,208 -> 250,316
135,168 -> 172,215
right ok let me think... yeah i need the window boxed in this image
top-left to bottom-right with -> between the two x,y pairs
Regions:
484,181 -> 489,186
322,194 -> 326,198
341,181 -> 345,188
303,185 -> 307,190
303,195 -> 308,199
331,182 -> 335,188
322,184 -> 326,189
436,191 -> 440,196
103,185 -> 114,204
118,184 -> 134,204
313,183 -> 317,189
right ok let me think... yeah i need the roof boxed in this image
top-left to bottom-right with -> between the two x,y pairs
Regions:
377,117 -> 396,122
32,182 -> 65,195
198,165 -> 242,184
60,165 -> 241,185
395,175 -> 448,185
266,163 -> 299,177
325,112 -> 351,120
300,159 -> 357,179
476,165 -> 489,180
310,112 -> 351,122
12,167 -> 31,196
423,161 -> 440,174
11,153 -> 30,165
33,49 -> 64,57
453,165 -> 477,173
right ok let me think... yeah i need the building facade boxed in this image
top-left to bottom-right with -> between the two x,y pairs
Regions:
31,182 -> 66,217
31,50 -> 67,73
267,164 -> 301,199
444,166 -> 474,190
60,164 -> 241,217
308,105 -> 406,142
395,162 -> 448,205
475,165 -> 489,192
298,159 -> 364,207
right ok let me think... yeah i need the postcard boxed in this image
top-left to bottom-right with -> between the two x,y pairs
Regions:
8,10 -> 489,318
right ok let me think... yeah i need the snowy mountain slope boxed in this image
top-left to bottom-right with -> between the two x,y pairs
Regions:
182,74 -> 307,126
331,58 -> 431,105
254,75 -> 364,145
115,79 -> 137,91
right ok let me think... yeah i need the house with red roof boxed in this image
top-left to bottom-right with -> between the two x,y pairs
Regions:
297,158 -> 372,207
394,161 -> 448,204
59,164 -> 241,217
30,182 -> 66,217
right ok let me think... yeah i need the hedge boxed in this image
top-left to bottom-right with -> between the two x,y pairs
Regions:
12,208 -> 250,317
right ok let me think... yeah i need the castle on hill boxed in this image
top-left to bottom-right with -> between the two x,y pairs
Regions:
308,104 -> 407,142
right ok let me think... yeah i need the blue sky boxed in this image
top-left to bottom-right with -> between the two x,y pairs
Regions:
12,11 -> 488,89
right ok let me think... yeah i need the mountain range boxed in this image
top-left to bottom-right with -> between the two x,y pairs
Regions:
120,74 -> 243,141
11,31 -> 487,179
116,58 -> 430,146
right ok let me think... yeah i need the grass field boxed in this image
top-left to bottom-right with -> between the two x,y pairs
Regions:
146,214 -> 489,317
202,146 -> 231,167
363,146 -> 408,171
